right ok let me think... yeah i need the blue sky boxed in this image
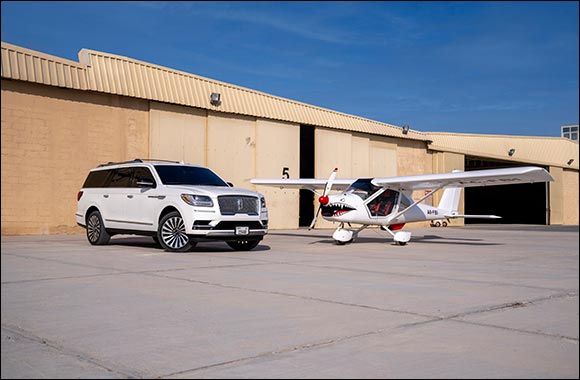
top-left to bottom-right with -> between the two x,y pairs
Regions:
1,1 -> 578,136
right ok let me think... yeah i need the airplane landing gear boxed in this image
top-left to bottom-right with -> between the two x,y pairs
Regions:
382,225 -> 412,246
430,220 -> 449,227
332,224 -> 368,245
394,231 -> 411,245
332,228 -> 354,245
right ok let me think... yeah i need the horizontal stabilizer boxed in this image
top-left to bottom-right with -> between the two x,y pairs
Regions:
444,214 -> 501,219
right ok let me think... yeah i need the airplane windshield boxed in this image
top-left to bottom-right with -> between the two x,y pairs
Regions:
345,178 -> 381,200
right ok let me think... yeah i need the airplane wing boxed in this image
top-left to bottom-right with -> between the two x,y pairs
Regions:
250,178 -> 354,192
372,166 -> 553,191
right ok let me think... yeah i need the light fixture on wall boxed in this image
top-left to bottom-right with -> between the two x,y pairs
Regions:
508,148 -> 516,157
567,159 -> 575,165
210,92 -> 221,106
402,124 -> 410,135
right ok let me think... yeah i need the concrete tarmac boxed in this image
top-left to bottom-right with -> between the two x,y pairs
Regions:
1,225 -> 578,379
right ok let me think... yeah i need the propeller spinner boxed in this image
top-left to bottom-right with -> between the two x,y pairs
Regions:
308,168 -> 338,230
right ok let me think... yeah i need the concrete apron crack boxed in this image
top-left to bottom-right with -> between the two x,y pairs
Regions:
2,324 -> 147,379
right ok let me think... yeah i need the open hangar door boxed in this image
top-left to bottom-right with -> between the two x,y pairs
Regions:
464,157 -> 549,225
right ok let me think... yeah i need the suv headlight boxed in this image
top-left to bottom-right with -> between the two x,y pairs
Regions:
181,194 -> 213,207
260,197 -> 266,208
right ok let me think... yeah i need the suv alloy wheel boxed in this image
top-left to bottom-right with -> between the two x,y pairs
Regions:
158,211 -> 197,252
86,210 -> 111,245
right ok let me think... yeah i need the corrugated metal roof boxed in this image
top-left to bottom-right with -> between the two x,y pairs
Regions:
77,48 -> 427,141
428,132 -> 579,170
1,42 -> 87,90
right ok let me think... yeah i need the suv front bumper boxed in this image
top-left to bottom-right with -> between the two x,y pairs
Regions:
187,218 -> 268,240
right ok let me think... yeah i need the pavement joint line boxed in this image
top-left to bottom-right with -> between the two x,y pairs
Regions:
146,271 -> 579,342
450,318 -> 579,343
155,324 -> 403,378
1,324 -> 146,379
158,290 -> 579,380
283,261 -> 574,293
13,247 -> 562,294
0,263 -> 276,285
1,250 -> 330,272
1,252 -> 132,272
399,291 -> 579,341
144,271 -> 439,320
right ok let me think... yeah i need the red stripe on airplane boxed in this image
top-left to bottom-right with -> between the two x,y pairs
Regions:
390,223 -> 405,231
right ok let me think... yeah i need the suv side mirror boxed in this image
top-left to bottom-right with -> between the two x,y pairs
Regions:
227,182 -> 234,187
136,178 -> 155,188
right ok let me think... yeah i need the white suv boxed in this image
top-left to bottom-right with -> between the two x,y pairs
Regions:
76,159 -> 268,252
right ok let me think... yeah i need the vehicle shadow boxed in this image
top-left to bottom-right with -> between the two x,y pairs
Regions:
108,236 -> 271,252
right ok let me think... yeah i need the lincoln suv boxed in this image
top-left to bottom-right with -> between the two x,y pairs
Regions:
76,160 -> 268,251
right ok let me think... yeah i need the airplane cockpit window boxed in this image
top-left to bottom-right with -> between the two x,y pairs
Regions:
399,193 -> 413,208
345,178 -> 381,200
367,188 -> 399,217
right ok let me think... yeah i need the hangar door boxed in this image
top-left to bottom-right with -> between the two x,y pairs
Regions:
464,157 -> 548,225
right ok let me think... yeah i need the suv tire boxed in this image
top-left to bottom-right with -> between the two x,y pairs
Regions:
226,239 -> 260,251
158,211 -> 196,252
86,210 -> 111,245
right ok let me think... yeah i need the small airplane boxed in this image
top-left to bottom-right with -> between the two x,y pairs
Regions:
251,166 -> 553,245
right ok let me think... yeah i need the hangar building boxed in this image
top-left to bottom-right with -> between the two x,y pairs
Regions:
1,41 -> 578,235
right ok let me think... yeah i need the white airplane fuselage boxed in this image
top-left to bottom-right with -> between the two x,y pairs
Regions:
320,192 -> 448,227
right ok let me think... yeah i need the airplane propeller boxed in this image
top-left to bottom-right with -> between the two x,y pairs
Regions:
308,168 -> 338,230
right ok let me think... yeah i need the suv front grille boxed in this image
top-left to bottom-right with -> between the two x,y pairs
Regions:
218,196 -> 259,215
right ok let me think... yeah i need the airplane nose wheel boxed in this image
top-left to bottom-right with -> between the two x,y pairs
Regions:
332,227 -> 354,245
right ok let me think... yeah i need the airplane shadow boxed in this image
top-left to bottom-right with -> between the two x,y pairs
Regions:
319,236 -> 502,246
269,232 -> 502,246
107,236 -> 271,253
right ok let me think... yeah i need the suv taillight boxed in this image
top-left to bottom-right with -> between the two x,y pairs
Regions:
77,191 -> 83,201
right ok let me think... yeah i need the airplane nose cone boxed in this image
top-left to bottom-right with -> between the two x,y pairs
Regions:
319,195 -> 329,205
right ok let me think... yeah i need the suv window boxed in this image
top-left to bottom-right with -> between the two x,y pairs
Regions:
132,167 -> 157,187
109,168 -> 133,188
155,165 -> 228,186
83,169 -> 113,188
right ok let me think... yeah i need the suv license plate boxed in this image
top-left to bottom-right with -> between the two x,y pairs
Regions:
235,226 -> 249,235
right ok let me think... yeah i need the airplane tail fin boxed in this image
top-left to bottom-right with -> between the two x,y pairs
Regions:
438,169 -> 462,213
438,187 -> 461,213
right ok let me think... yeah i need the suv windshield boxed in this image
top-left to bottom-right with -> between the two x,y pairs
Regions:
154,165 -> 229,186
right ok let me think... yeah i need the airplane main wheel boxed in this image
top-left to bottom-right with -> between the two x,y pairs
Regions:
442,221 -> 448,227
396,241 -> 407,246
434,221 -> 441,227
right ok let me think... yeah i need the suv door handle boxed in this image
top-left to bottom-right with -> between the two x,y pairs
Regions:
127,195 -> 134,199
103,194 -> 109,198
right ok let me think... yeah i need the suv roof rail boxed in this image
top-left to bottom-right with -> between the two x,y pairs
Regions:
97,158 -> 182,167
